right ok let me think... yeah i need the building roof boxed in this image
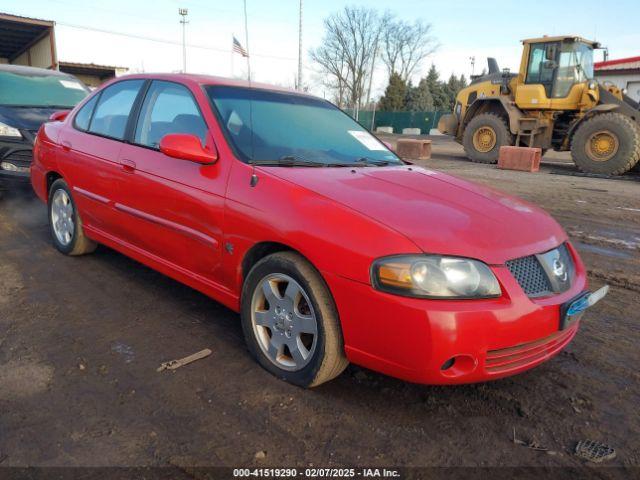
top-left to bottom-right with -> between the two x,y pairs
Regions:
595,56 -> 640,72
59,62 -> 128,77
0,12 -> 54,61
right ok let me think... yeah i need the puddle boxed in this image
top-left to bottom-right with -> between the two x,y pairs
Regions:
111,342 -> 135,363
574,242 -> 634,260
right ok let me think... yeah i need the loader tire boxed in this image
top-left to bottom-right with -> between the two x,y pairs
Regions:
571,113 -> 640,175
463,113 -> 513,164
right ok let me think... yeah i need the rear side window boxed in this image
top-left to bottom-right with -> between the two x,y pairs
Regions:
89,80 -> 144,140
73,95 -> 99,131
134,81 -> 207,148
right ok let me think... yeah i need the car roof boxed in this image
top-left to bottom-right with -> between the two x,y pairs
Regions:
0,64 -> 80,79
111,72 -> 317,98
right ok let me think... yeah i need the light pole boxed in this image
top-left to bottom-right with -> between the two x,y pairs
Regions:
179,8 -> 189,73
297,0 -> 303,90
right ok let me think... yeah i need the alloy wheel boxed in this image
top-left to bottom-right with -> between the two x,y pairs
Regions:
51,189 -> 75,246
251,273 -> 318,371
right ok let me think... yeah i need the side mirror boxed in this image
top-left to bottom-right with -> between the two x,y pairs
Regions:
49,110 -> 69,122
159,134 -> 218,164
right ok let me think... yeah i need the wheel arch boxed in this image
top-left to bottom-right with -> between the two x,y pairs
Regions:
462,98 -> 522,136
241,241 -> 301,283
45,171 -> 63,200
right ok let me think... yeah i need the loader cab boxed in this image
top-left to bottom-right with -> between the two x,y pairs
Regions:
515,36 -> 598,110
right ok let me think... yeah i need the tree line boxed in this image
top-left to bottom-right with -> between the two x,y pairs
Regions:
310,6 -> 438,110
378,66 -> 468,112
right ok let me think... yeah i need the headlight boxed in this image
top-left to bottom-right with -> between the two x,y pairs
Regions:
371,255 -> 501,299
0,122 -> 21,138
588,81 -> 597,90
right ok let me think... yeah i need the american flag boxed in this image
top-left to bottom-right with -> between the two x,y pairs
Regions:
232,36 -> 249,57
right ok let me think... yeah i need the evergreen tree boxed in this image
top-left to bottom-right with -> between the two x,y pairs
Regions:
378,72 -> 408,111
405,77 -> 433,111
425,64 -> 449,110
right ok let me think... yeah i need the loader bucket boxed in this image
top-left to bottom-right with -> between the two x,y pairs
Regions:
438,114 -> 459,135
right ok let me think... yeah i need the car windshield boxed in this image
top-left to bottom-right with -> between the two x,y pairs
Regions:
0,70 -> 88,108
206,85 -> 401,166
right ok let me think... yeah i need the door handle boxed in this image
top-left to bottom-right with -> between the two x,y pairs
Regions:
61,140 -> 72,151
121,159 -> 136,173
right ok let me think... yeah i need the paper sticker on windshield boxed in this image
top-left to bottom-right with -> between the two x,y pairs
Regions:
59,80 -> 85,90
348,130 -> 386,151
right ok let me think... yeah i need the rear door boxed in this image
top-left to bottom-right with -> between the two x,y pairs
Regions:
58,79 -> 145,238
116,80 -> 228,283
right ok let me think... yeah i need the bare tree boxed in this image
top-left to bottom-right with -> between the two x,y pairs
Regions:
381,18 -> 438,82
310,6 -> 381,109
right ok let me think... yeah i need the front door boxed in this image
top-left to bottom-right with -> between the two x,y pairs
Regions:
116,80 -> 228,283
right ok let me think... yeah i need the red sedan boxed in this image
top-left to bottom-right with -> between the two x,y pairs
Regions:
31,74 -> 607,387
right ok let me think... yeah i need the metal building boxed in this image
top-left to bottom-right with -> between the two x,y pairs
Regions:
0,12 -> 127,85
595,56 -> 640,102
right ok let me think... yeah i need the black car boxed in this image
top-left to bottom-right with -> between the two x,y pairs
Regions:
0,64 -> 89,190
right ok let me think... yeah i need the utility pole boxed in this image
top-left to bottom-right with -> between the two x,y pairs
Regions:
179,8 -> 189,73
297,0 -> 303,90
469,56 -> 476,77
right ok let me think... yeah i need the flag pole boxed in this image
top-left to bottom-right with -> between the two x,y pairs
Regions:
243,0 -> 251,82
230,36 -> 234,77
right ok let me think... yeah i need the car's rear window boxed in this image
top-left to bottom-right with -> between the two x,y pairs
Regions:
0,70 -> 88,108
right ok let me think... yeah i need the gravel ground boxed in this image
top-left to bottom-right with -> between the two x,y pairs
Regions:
0,137 -> 639,478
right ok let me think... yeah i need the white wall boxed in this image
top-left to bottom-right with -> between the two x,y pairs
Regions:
11,35 -> 53,69
595,72 -> 640,101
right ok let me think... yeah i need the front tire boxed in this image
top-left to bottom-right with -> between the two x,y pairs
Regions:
462,113 -> 514,164
571,113 -> 640,175
48,179 -> 97,256
241,252 -> 348,387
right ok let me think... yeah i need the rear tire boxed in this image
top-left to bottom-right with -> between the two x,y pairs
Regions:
241,251 -> 348,387
48,179 -> 97,256
571,113 -> 640,175
463,113 -> 514,164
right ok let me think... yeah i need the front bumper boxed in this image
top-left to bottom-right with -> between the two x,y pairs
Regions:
325,243 -> 590,385
0,137 -> 33,187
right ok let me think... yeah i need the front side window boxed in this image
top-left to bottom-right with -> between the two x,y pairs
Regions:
134,81 -> 207,148
89,80 -> 145,140
0,69 -> 88,108
206,86 -> 401,166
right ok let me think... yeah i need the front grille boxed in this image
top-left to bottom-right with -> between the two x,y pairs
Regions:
506,254 -> 553,297
485,324 -> 578,374
2,149 -> 33,168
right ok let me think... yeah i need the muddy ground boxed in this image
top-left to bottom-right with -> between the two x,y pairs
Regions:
0,137 -> 639,478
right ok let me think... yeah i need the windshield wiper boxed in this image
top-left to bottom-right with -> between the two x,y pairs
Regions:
249,155 -> 327,167
354,157 -> 392,167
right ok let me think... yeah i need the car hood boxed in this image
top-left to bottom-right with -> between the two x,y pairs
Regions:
0,105 -> 67,131
263,165 -> 567,265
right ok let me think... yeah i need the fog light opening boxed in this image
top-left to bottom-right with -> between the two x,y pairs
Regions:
440,354 -> 477,378
441,357 -> 456,371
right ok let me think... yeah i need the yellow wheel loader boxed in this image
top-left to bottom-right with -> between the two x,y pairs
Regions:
438,36 -> 640,175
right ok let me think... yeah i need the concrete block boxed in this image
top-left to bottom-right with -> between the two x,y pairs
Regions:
396,139 -> 432,161
376,126 -> 393,134
402,127 -> 421,135
498,146 -> 541,172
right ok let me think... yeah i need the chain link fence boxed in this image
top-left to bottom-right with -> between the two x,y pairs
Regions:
345,109 -> 450,134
